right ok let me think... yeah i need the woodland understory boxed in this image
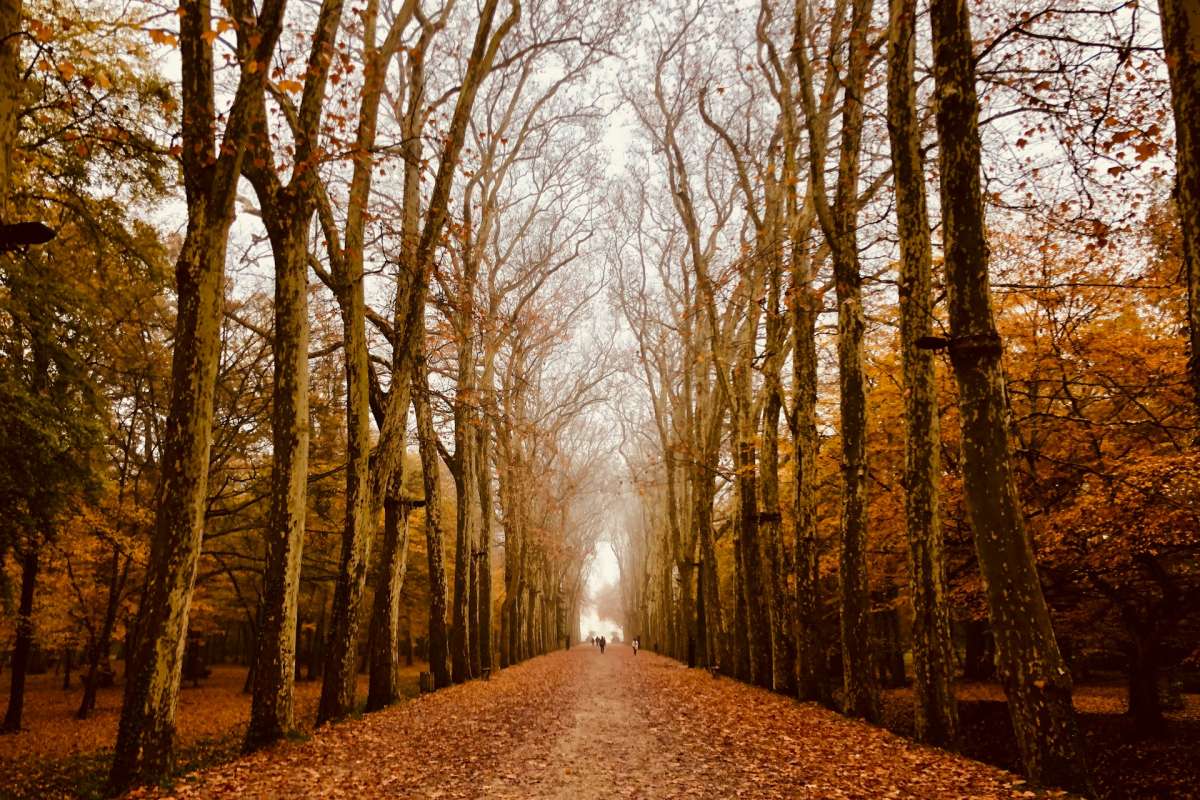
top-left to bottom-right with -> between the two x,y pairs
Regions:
1,0 -> 1198,799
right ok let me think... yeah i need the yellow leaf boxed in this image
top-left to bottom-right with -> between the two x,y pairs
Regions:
201,28 -> 219,45
148,28 -> 178,46
30,19 -> 53,43
277,79 -> 303,93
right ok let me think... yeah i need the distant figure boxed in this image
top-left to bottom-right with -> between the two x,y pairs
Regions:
590,636 -> 596,647
632,637 -> 640,656
599,636 -> 606,654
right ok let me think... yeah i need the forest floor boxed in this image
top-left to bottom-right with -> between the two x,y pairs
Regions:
125,646 -> 1038,799
0,663 -> 424,799
879,681 -> 1200,799
3,648 -> 1192,798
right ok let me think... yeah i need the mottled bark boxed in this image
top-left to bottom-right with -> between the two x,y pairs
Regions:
885,0 -> 958,746
734,337 -> 772,688
791,265 -> 830,705
929,0 -> 1091,791
413,354 -> 451,689
245,213 -> 310,749
366,479 -> 413,711
760,387 -> 795,694
695,464 -> 722,669
106,0 -> 286,786
1158,0 -> 1200,422
476,428 -> 494,672
315,228 -> 374,722
796,0 -> 878,722
314,0 -> 420,727
0,0 -> 19,216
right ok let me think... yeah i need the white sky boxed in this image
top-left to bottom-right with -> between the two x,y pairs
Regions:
579,540 -> 623,641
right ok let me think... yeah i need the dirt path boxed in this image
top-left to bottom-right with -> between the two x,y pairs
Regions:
135,646 -> 1042,799
479,645 -> 660,799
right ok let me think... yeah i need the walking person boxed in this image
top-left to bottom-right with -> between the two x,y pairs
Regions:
599,636 -> 606,654
632,637 -> 639,656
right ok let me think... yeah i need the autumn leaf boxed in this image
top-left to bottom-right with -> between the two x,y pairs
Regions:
147,28 -> 178,46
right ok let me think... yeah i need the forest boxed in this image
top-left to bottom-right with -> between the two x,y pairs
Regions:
0,0 -> 1197,798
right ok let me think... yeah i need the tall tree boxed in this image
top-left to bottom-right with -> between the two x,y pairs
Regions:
240,0 -> 346,750
928,0 -> 1090,790
0,0 -> 18,215
311,0 -> 419,724
1157,0 -> 1200,421
108,0 -> 286,787
795,0 -> 879,722
885,0 -> 957,745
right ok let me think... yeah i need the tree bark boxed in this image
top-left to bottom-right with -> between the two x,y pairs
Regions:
1,542 -> 37,732
245,210 -> 310,749
1158,0 -> 1200,422
366,480 -> 413,711
476,427 -> 494,673
413,353 -> 451,688
108,0 -> 286,787
886,0 -> 958,746
243,0 -> 344,748
929,0 -> 1091,791
734,335 -> 772,688
78,545 -> 126,719
0,0 -> 20,216
795,0 -> 878,722
791,260 -> 829,706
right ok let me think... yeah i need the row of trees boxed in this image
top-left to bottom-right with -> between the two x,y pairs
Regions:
611,0 -> 1198,796
0,0 -> 623,790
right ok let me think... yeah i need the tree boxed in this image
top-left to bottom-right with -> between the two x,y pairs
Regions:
0,247 -> 104,732
239,0 -> 346,750
928,0 -> 1090,790
795,0 -> 879,722
108,0 -> 287,786
885,0 -> 957,745
1157,0 -> 1200,421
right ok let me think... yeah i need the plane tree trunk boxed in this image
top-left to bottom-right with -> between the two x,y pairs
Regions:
929,0 -> 1091,790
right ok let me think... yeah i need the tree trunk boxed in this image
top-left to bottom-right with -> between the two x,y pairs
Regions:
791,264 -> 830,706
476,429 -> 494,673
761,373 -> 796,695
731,526 -> 751,681
1,543 -> 38,732
109,212 -> 239,782
1158,0 -> 1200,421
795,0 -> 877,722
886,0 -> 958,746
366,479 -> 412,711
79,546 -> 126,719
450,456 -> 472,683
315,248 -> 374,722
0,0 -> 21,216
246,211 -> 310,750
413,357 -> 451,689
307,586 -> 326,681
695,465 -> 722,670
736,396 -> 772,688
929,0 -> 1091,791
108,0 -> 285,784
1127,628 -> 1165,737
